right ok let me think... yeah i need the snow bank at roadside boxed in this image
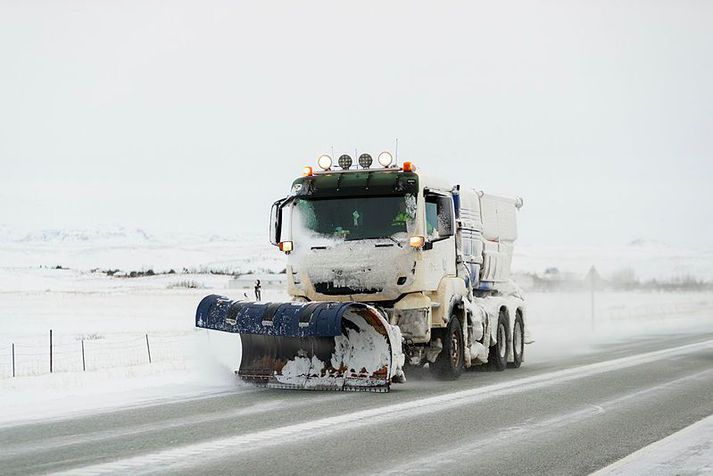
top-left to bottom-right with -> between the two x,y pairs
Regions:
593,414 -> 713,475
0,329 -> 245,426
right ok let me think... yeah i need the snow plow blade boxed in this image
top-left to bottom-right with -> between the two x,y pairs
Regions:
196,295 -> 404,392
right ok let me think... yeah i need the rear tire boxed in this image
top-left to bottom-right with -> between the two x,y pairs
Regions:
430,317 -> 465,380
507,312 -> 524,369
488,310 -> 509,371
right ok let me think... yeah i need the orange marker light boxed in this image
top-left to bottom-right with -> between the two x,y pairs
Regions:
402,161 -> 416,172
303,166 -> 313,176
279,241 -> 294,253
409,236 -> 425,248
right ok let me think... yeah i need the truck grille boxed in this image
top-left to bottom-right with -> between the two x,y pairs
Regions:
314,282 -> 383,295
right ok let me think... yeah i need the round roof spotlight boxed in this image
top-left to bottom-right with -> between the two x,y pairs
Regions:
377,151 -> 394,167
317,154 -> 332,170
338,154 -> 353,170
358,153 -> 373,169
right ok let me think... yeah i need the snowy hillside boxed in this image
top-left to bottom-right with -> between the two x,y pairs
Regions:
514,241 -> 713,281
0,226 -> 284,275
0,226 -> 711,281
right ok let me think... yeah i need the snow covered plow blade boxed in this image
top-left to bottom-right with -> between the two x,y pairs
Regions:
196,295 -> 404,392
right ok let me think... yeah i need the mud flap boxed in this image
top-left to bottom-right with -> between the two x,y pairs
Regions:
196,295 -> 404,392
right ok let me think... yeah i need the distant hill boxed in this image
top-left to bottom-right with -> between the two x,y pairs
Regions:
0,226 -> 710,281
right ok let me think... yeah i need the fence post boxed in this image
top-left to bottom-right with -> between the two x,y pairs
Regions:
586,266 -> 598,331
145,334 -> 152,364
12,343 -> 15,378
81,339 -> 86,371
49,329 -> 53,373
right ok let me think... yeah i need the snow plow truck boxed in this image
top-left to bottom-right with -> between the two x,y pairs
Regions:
196,151 -> 528,392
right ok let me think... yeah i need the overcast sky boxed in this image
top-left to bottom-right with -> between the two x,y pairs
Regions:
1,1 -> 711,247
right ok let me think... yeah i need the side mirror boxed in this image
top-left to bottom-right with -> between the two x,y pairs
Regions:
269,199 -> 285,246
425,192 -> 455,244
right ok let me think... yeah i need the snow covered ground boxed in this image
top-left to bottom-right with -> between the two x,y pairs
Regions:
1,227 -> 712,425
2,269 -> 711,425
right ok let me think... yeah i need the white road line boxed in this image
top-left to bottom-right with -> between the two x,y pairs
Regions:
591,413 -> 713,475
53,339 -> 713,476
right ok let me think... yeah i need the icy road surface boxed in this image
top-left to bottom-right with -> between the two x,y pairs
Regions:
1,331 -> 711,475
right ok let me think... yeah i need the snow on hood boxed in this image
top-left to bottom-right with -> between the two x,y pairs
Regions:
288,223 -> 415,297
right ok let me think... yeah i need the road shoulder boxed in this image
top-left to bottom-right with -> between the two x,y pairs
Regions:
592,413 -> 713,475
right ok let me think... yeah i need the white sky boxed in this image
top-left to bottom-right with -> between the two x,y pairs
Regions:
1,1 -> 712,247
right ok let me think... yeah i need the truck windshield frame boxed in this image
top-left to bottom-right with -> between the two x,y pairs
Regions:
293,194 -> 416,241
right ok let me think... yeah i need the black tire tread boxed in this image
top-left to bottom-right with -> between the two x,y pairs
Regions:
488,310 -> 509,371
430,317 -> 465,380
507,312 -> 524,369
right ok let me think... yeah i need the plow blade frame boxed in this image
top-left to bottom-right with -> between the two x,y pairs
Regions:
196,295 -> 403,392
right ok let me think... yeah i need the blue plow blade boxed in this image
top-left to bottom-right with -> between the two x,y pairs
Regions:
195,295 -> 396,392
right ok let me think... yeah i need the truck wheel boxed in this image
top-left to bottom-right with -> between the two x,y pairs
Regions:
507,313 -> 524,369
488,310 -> 509,371
430,317 -> 464,380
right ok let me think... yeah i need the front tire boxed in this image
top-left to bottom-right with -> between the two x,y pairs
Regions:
430,317 -> 465,380
488,310 -> 509,371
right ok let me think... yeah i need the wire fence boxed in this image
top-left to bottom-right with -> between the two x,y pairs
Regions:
2,295 -> 711,379
0,330 -> 194,379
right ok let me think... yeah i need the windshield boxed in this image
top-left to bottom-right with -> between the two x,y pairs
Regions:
294,195 -> 416,240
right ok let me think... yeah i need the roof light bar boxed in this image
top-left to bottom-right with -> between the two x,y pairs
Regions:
338,154 -> 353,170
358,153 -> 373,169
377,151 -> 394,167
317,154 -> 332,170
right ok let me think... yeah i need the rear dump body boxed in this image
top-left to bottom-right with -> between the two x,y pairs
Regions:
196,295 -> 405,392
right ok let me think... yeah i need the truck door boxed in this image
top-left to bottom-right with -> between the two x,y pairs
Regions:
421,191 -> 457,288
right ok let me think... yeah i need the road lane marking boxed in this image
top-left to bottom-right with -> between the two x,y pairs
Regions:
52,339 -> 713,476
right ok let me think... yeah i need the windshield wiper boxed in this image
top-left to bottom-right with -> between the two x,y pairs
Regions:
342,236 -> 404,248
382,236 -> 404,248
